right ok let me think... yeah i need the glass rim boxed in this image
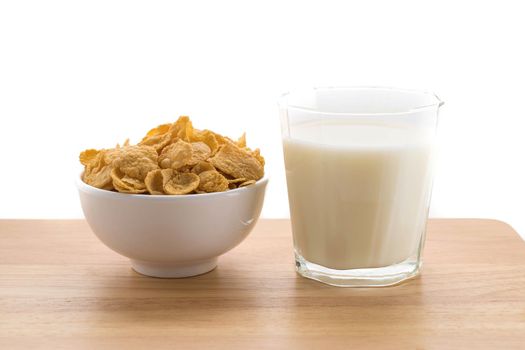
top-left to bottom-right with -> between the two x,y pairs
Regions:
278,86 -> 444,117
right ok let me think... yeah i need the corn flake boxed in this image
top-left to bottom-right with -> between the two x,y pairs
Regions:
112,145 -> 159,181
144,169 -> 165,195
228,177 -> 247,184
189,142 -> 211,165
172,116 -> 193,142
239,180 -> 256,187
139,123 -> 174,153
162,169 -> 200,195
79,149 -> 100,166
250,148 -> 265,167
191,161 -> 215,174
209,143 -> 264,181
158,140 -> 193,170
236,133 -> 246,148
82,150 -> 114,190
110,168 -> 148,194
198,170 -> 229,193
191,129 -> 219,155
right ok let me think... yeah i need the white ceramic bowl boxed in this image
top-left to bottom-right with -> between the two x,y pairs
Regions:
77,175 -> 268,278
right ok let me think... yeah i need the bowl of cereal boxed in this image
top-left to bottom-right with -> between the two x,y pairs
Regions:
77,117 -> 268,278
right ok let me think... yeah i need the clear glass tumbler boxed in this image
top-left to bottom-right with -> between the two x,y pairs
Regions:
279,87 -> 443,287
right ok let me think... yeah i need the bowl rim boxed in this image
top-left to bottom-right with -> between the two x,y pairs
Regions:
76,171 -> 269,200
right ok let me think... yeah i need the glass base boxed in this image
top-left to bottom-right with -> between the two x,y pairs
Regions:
295,252 -> 421,287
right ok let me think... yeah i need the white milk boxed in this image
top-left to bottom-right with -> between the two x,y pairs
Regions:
283,120 -> 434,270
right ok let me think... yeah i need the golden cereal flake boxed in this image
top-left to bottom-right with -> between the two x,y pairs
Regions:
209,143 -> 264,181
115,139 -> 130,149
103,147 -> 121,165
191,161 -> 215,174
210,131 -> 235,146
139,134 -> 171,153
112,145 -> 159,181
144,169 -> 165,195
82,150 -> 114,190
177,165 -> 192,173
110,168 -> 148,194
79,149 -> 100,166
139,123 -> 174,153
158,140 -> 193,170
198,170 -> 229,193
191,129 -> 219,155
227,177 -> 247,184
162,169 -> 200,195
236,132 -> 246,148
239,180 -> 256,187
250,148 -> 265,166
145,123 -> 172,138
172,116 -> 193,142
189,142 -> 211,165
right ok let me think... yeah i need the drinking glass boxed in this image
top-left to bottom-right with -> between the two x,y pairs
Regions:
279,87 -> 443,287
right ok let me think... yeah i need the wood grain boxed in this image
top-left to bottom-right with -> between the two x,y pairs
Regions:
0,219 -> 524,349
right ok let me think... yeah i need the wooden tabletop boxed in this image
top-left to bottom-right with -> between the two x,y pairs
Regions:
0,219 -> 524,349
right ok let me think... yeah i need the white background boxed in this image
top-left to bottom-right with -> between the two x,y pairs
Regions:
1,0 -> 524,238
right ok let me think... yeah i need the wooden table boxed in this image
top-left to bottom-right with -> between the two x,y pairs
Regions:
0,219 -> 524,349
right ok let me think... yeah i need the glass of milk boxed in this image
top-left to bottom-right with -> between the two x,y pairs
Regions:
279,87 -> 443,287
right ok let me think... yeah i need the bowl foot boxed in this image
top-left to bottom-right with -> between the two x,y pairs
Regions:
130,258 -> 218,278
